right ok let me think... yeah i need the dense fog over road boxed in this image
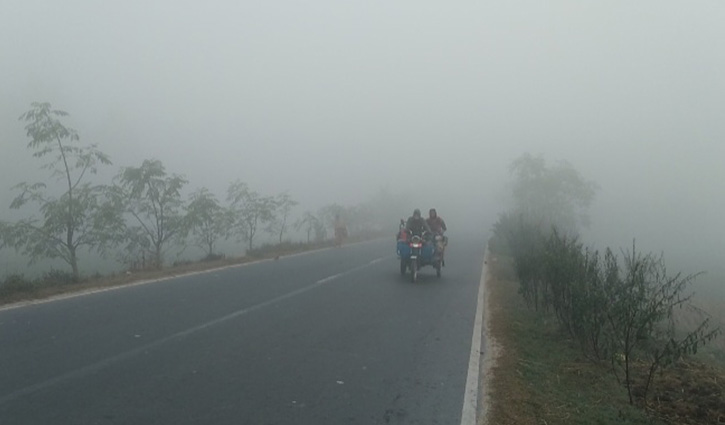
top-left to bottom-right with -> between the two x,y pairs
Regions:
2,1 -> 724,273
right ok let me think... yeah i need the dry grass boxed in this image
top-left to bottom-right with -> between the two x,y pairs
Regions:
485,256 -> 538,425
636,360 -> 725,424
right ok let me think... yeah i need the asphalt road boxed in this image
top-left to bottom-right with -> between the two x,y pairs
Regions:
0,234 -> 487,425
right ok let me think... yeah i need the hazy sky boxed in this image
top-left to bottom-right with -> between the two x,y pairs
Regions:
2,1 -> 724,267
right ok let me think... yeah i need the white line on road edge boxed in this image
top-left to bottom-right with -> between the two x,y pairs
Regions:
460,248 -> 487,425
0,256 -> 388,406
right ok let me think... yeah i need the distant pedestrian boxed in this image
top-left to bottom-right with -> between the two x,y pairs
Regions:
334,214 -> 347,247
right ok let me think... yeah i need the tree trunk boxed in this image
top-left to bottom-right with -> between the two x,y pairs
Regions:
155,244 -> 163,269
248,219 -> 256,251
278,215 -> 287,244
58,135 -> 77,281
70,246 -> 79,282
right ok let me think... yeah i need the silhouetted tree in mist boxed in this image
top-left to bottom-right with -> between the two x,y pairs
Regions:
113,159 -> 188,268
510,153 -> 597,234
0,102 -> 123,281
227,181 -> 275,251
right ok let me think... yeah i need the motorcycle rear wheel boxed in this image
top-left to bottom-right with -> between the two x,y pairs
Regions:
400,259 -> 407,275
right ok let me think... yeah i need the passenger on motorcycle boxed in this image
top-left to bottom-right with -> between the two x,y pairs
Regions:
426,208 -> 447,235
396,218 -> 407,241
427,208 -> 448,265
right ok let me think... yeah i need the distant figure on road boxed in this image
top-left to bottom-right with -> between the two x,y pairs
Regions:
334,214 -> 347,247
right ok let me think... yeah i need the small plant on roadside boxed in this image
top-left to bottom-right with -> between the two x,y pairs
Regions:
39,269 -> 77,286
0,274 -> 35,296
202,253 -> 225,262
604,244 -> 721,404
494,212 -> 548,311
542,232 -> 612,361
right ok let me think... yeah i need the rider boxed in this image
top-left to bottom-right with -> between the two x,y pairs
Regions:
426,208 -> 447,235
334,214 -> 347,247
427,208 -> 448,265
406,209 -> 431,236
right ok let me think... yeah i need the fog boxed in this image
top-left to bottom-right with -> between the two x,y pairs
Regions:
2,1 -> 724,279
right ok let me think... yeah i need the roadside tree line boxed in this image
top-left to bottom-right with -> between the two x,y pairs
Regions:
490,153 -> 720,406
0,102 -> 393,283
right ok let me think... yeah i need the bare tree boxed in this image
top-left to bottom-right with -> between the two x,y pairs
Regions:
184,188 -> 230,257
227,181 -> 275,251
267,192 -> 298,244
294,211 -> 325,243
510,153 -> 598,234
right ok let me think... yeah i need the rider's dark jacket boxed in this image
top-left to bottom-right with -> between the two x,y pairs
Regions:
406,216 -> 431,236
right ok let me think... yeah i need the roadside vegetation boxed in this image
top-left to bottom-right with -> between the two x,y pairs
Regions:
0,102 -> 400,303
485,254 -> 664,425
487,154 -> 724,424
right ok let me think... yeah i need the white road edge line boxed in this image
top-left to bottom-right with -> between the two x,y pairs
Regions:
0,255 -> 388,405
460,247 -> 487,425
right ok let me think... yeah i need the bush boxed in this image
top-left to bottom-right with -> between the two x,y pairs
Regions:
491,212 -> 721,406
604,245 -> 720,404
202,253 -> 225,262
38,269 -> 77,286
172,259 -> 194,267
0,274 -> 35,296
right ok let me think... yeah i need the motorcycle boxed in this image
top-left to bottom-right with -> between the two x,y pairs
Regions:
396,229 -> 442,282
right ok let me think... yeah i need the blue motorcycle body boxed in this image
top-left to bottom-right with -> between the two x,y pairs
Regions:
396,231 -> 442,282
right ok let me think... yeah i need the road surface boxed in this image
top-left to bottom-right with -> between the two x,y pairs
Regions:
0,234 -> 487,425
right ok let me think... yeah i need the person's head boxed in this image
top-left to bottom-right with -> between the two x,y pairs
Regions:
429,208 -> 437,218
413,209 -> 421,219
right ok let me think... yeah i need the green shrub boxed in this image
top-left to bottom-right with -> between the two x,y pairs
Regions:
39,269 -> 77,286
202,253 -> 225,262
172,259 -> 194,267
492,213 -> 721,406
0,274 -> 35,296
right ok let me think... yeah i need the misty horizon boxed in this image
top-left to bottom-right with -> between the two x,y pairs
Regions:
2,1 -> 724,273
